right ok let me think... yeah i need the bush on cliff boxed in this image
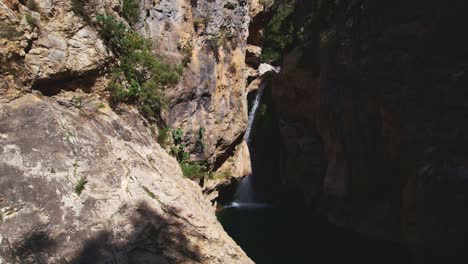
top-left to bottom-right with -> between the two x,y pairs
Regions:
96,15 -> 180,121
122,0 -> 140,24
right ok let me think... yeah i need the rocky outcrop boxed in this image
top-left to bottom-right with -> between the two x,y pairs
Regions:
272,0 -> 468,262
135,0 -> 254,168
0,0 -> 113,102
0,0 -> 259,262
0,93 -> 252,263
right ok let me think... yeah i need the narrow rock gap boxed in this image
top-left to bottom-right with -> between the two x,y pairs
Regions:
30,70 -> 101,96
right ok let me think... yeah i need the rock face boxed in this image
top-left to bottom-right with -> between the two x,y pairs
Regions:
0,0 -> 258,263
0,93 -> 252,263
272,0 -> 468,262
135,0 -> 254,167
0,0 -> 113,102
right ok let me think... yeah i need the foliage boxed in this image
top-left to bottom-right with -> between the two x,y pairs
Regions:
71,0 -> 87,19
122,0 -> 140,24
194,127 -> 206,153
170,144 -> 190,163
26,0 -> 38,11
96,15 -> 180,121
261,1 -> 295,63
171,128 -> 184,145
72,96 -> 83,109
0,21 -> 22,39
96,102 -> 105,109
180,162 -> 206,179
210,170 -> 231,180
178,41 -> 194,66
167,127 -> 210,179
74,177 -> 87,195
193,16 -> 209,31
157,127 -> 170,146
25,13 -> 39,29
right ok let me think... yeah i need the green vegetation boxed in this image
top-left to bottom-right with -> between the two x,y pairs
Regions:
25,13 -> 39,29
157,127 -> 170,147
74,177 -> 87,195
96,102 -> 105,109
50,168 -> 56,174
171,128 -> 184,145
167,127 -> 210,179
180,162 -> 206,179
178,41 -> 194,66
194,127 -> 206,153
95,15 -> 180,121
210,170 -> 231,180
261,1 -> 295,63
193,16 -> 209,31
71,0 -> 86,18
0,21 -> 22,39
122,0 -> 140,24
141,185 -> 156,199
72,96 -> 83,108
26,0 -> 38,11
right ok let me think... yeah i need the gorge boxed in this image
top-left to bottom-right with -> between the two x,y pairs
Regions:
2,0 -> 468,263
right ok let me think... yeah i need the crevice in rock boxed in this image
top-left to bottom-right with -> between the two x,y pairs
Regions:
30,70 -> 101,96
24,38 -> 34,54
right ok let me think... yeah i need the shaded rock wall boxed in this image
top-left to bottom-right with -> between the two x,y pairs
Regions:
272,0 -> 468,262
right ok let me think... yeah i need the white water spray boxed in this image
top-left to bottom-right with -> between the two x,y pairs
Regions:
243,81 -> 267,144
232,82 -> 267,204
228,64 -> 280,208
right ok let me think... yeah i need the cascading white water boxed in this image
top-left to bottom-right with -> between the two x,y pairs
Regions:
232,81 -> 268,205
228,64 -> 280,208
243,81 -> 267,144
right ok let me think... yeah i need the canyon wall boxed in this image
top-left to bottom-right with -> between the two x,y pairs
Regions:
0,0 -> 262,262
272,0 -> 468,262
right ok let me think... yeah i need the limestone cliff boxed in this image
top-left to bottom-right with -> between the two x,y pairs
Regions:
0,0 -> 260,262
0,93 -> 252,263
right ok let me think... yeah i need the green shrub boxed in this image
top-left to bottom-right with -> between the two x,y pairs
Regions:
95,15 -> 180,122
74,177 -> 87,195
26,0 -> 38,11
25,13 -> 39,29
71,0 -> 87,18
194,127 -> 206,153
261,1 -> 295,63
96,102 -> 105,109
122,0 -> 140,24
180,162 -> 206,179
171,128 -> 184,145
0,21 -> 22,39
157,127 -> 170,146
171,144 -> 190,163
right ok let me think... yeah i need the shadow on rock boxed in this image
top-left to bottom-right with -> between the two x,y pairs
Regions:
8,201 -> 203,264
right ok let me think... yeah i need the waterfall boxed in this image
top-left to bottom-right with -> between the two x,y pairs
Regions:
243,81 -> 267,144
232,81 -> 267,204
228,64 -> 280,208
